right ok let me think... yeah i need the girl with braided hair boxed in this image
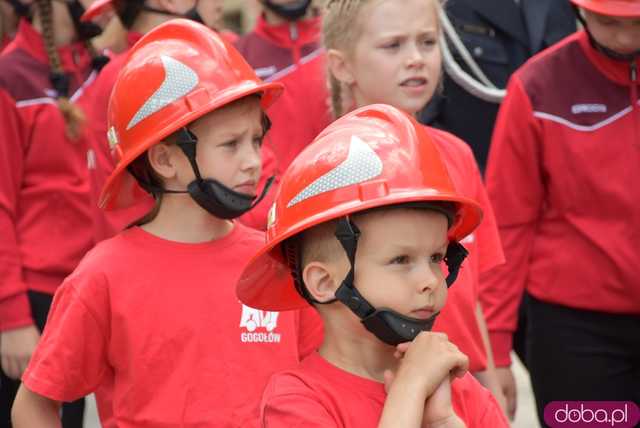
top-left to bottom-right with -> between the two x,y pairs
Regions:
0,1 -> 106,426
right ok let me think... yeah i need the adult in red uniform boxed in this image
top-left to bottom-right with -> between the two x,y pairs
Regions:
481,0 -> 640,422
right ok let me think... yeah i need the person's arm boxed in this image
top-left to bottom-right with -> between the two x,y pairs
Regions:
0,89 -> 39,379
479,75 -> 544,419
11,385 -> 61,428
472,303 -> 507,416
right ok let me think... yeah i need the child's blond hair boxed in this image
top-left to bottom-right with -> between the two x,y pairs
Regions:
323,0 -> 443,118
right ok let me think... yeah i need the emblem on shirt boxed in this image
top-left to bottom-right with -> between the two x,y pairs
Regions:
239,304 -> 281,343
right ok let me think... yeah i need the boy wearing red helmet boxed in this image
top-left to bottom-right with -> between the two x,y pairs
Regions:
236,104 -> 508,427
482,0 -> 640,422
11,19 -> 320,428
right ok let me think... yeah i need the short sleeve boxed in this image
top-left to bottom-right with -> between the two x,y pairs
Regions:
261,374 -> 336,428
22,272 -> 110,402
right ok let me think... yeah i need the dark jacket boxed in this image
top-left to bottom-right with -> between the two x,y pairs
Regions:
420,0 -> 576,172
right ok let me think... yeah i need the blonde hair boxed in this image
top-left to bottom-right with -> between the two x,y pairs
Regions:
323,0 -> 443,118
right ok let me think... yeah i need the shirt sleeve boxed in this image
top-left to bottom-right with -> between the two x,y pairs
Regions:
21,270 -> 110,401
479,76 -> 544,367
0,89 -> 32,331
261,375 -> 336,428
469,149 -> 505,276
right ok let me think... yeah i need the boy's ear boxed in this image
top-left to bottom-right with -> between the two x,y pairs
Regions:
146,142 -> 178,180
302,262 -> 339,303
327,48 -> 355,85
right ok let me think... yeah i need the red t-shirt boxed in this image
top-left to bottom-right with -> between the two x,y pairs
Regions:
427,127 -> 504,372
261,352 -> 508,427
23,223 -> 322,428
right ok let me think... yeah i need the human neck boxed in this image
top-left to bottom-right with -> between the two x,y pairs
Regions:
262,9 -> 310,26
354,98 -> 420,118
318,311 -> 398,382
141,195 -> 234,243
131,11 -> 177,34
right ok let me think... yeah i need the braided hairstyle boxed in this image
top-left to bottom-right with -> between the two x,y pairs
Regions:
36,0 -> 85,140
322,0 -> 444,118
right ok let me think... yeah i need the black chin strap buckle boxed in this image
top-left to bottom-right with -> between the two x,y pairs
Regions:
176,127 -> 203,181
444,241 -> 468,286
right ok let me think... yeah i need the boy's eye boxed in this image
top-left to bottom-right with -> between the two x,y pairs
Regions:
253,135 -> 264,148
390,255 -> 410,265
431,253 -> 445,264
221,139 -> 239,148
422,38 -> 437,47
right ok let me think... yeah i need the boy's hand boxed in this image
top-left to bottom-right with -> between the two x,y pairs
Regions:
0,325 -> 40,379
391,332 -> 468,398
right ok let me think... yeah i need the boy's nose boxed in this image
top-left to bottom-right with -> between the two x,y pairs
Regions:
417,262 -> 441,293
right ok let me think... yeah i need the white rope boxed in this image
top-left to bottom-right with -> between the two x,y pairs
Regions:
439,8 -> 507,104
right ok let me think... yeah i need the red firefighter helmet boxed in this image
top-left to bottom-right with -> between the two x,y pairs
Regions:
236,104 -> 484,311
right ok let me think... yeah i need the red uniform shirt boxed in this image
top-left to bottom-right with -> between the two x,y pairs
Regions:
428,127 -> 505,372
23,223 -> 322,428
481,31 -> 640,367
261,352 -> 508,427
0,20 -> 95,331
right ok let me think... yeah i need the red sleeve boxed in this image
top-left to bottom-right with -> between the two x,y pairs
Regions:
479,76 -> 544,367
451,374 -> 509,428
239,141 -> 280,230
21,271 -> 110,401
469,151 -> 505,276
0,89 -> 32,331
296,307 -> 324,360
261,375 -> 335,428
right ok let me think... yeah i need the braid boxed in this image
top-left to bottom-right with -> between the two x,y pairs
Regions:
322,0 -> 369,118
36,0 -> 86,140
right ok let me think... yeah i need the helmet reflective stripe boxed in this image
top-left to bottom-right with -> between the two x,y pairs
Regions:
287,136 -> 383,208
127,55 -> 199,130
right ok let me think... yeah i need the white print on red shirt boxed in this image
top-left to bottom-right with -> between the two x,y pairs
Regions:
239,304 -> 282,343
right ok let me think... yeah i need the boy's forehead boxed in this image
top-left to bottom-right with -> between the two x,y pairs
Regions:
355,207 -> 449,244
190,97 -> 263,130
